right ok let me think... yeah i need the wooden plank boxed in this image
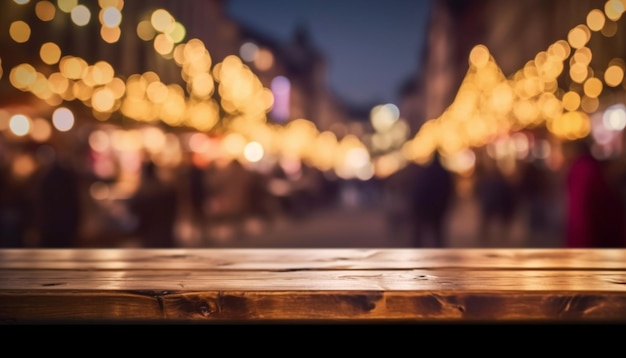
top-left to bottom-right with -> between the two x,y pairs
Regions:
2,269 -> 626,291
2,248 -> 626,323
2,290 -> 626,322
0,291 -> 162,323
2,248 -> 626,270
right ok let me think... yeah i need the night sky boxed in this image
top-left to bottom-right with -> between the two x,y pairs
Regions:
226,0 -> 432,107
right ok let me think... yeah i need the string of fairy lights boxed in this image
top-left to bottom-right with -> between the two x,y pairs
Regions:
402,0 -> 626,176
2,0 -> 626,183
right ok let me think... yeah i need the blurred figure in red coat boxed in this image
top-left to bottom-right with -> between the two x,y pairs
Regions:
563,137 -> 626,248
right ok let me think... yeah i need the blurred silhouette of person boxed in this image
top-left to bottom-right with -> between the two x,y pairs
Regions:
34,149 -> 82,248
0,150 -> 35,247
187,159 -> 210,241
410,151 -> 455,247
563,138 -> 625,248
518,158 -> 555,245
128,159 -> 178,248
382,162 -> 417,242
474,156 -> 518,247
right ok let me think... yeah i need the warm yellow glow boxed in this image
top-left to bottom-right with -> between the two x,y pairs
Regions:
569,62 -> 589,83
539,92 -> 563,120
573,47 -> 592,65
154,33 -> 174,55
30,118 -> 52,142
604,64 -> 624,87
137,20 -> 155,41
98,0 -> 123,9
88,130 -> 111,152
100,26 -> 121,43
605,0 -> 625,21
243,141 -> 264,162
40,42 -> 62,65
186,101 -> 219,132
183,39 -> 211,67
73,81 -> 93,101
190,73 -> 215,98
562,91 -> 581,111
370,103 -> 400,132
222,132 -> 246,158
373,153 -> 405,179
548,40 -> 571,60
140,127 -> 166,154
469,44 -> 490,68
92,61 -> 115,85
48,72 -> 69,94
57,0 -> 78,13
581,96 -> 599,113
12,154 -> 36,179
35,1 -> 56,21
146,81 -> 168,103
110,129 -> 143,152
254,48 -> 274,71
583,77 -> 603,98
4,0 -> 626,181
514,98 -> 541,126
107,77 -> 126,99
92,110 -> 112,122
166,22 -> 186,43
567,25 -> 590,49
159,86 -> 186,126
59,56 -> 87,80
548,111 -> 590,140
587,9 -> 606,31
9,63 -> 37,89
9,21 -> 31,43
92,87 -> 116,112
151,9 -> 174,33
442,149 -> 475,175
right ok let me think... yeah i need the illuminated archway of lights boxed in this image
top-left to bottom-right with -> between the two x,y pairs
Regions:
1,0 -> 371,180
402,0 -> 626,174
3,1 -> 626,180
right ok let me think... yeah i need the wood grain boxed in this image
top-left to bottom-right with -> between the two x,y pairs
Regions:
1,248 -> 626,323
2,248 -> 626,270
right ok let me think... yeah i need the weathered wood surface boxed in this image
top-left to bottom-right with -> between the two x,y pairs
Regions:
1,248 -> 626,323
2,248 -> 626,270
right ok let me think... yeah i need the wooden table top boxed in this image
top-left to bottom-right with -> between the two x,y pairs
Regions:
1,248 -> 626,323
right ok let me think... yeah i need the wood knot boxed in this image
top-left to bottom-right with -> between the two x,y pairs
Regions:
199,300 -> 219,317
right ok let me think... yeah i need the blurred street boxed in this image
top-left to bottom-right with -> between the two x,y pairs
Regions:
3,1 -> 626,251
116,193 -> 565,249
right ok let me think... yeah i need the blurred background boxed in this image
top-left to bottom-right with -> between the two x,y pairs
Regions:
1,0 -> 626,249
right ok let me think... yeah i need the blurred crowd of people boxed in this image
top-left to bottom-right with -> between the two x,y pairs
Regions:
1,131 -> 626,249
0,136 -> 341,248
383,136 -> 626,249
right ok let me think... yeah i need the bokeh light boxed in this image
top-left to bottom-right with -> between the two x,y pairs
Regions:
52,107 -> 75,132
